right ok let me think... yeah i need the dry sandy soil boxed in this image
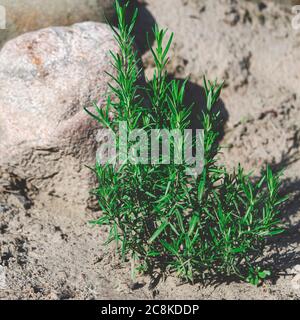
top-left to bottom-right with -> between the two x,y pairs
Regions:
1,0 -> 300,300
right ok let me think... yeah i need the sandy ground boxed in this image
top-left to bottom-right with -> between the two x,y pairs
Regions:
1,0 -> 300,299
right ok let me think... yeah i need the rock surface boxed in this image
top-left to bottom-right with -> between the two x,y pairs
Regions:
0,22 -> 118,209
0,0 -> 116,48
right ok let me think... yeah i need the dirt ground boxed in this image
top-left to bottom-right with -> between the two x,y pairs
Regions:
1,0 -> 300,300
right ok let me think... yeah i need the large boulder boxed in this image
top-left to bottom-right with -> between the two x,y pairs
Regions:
0,0 -> 119,48
0,22 -> 118,209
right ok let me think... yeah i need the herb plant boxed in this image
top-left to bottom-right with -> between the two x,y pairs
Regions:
86,1 -> 287,284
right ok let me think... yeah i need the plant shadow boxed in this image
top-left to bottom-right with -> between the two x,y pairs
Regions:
133,0 -> 157,55
262,176 -> 300,281
178,78 -> 228,140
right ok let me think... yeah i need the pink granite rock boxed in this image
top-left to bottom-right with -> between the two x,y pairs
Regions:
0,22 -> 118,208
0,0 -> 117,48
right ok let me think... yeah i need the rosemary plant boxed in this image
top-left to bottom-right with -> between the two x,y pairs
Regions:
85,1 -> 287,284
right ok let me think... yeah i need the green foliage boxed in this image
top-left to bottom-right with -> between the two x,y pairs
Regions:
86,1 -> 287,284
247,267 -> 271,286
